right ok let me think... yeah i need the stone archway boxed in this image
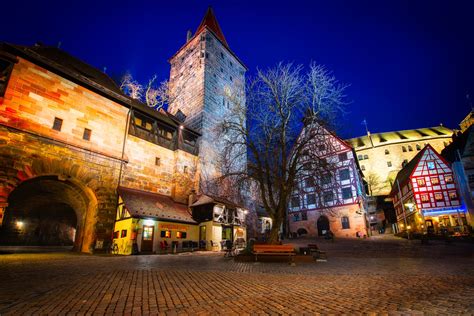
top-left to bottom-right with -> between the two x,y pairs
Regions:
0,175 -> 98,252
317,215 -> 330,237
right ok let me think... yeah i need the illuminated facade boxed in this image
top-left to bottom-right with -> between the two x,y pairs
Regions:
0,9 -> 249,253
288,123 -> 368,238
390,144 -> 471,234
347,126 -> 453,196
167,7 -> 247,192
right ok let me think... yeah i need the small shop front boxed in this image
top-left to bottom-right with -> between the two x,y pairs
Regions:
113,187 -> 199,255
397,206 -> 469,235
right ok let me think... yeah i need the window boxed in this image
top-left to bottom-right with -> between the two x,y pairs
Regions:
445,175 -> 453,183
402,146 -> 407,152
361,165 -> 366,171
291,196 -> 300,208
304,177 -> 314,188
358,154 -> 363,160
183,166 -> 188,174
421,194 -> 429,202
306,193 -> 316,205
363,154 -> 369,160
160,230 -> 171,238
408,145 -> 413,152
431,177 -> 439,185
83,128 -> 91,141
339,169 -> 350,180
155,157 -> 161,166
301,211 -> 308,221
434,192 -> 444,201
427,161 -> 435,170
321,173 -> 331,185
417,178 -> 426,186
449,191 -> 458,200
468,174 -> 474,183
113,231 -> 119,239
318,144 -> 326,151
341,216 -> 350,229
416,144 -> 421,151
323,191 -> 334,202
293,213 -> 301,222
176,231 -> 187,239
230,76 -> 233,82
338,153 -> 347,161
221,52 -> 224,58
0,58 -> 14,97
342,187 -> 353,199
142,226 -> 154,240
52,117 -> 63,131
385,149 -> 390,155
121,230 -> 127,238
387,161 -> 392,167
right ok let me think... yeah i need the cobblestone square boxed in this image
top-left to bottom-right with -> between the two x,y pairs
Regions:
0,237 -> 473,315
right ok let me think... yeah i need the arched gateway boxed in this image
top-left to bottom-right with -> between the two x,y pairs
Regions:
0,176 -> 98,252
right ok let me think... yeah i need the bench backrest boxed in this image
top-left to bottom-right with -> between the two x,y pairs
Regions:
253,244 -> 295,252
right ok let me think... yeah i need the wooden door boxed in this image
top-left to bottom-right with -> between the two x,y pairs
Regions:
141,226 -> 154,252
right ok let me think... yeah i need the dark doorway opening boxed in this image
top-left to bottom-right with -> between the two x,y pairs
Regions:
317,215 -> 330,236
0,176 -> 89,251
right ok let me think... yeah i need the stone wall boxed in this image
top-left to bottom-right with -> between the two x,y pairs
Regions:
289,204 -> 366,238
0,57 -> 200,251
121,134 -> 199,203
168,30 -> 246,188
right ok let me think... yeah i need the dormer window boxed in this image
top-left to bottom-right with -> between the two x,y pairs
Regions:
0,58 -> 14,97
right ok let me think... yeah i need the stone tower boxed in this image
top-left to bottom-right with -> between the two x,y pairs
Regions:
168,7 -> 247,193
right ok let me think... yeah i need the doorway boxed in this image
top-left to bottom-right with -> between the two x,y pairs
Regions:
0,176 -> 94,252
317,215 -> 330,236
141,226 -> 154,252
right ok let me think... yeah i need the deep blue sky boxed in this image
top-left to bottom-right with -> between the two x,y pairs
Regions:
2,0 -> 473,138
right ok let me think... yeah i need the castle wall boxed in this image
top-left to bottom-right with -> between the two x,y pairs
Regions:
122,135 -> 199,203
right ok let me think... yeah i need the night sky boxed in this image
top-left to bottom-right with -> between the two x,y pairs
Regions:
2,0 -> 473,138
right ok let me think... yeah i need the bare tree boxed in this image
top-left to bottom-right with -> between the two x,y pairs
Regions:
119,73 -> 172,111
218,62 -> 348,243
365,172 -> 382,196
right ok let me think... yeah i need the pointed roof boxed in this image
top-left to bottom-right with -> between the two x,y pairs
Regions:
390,144 -> 451,196
196,7 -> 228,47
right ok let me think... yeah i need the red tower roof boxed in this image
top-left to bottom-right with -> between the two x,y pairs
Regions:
196,7 -> 228,47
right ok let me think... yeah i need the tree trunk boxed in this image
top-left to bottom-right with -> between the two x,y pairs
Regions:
267,216 -> 282,244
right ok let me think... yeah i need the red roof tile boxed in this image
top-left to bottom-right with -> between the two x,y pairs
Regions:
196,7 -> 228,48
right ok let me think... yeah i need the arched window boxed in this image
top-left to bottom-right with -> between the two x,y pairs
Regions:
341,216 -> 350,229
408,145 -> 413,152
402,146 -> 407,152
385,149 -> 390,155
416,144 -> 421,151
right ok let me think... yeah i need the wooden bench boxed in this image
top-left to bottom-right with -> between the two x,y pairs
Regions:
252,244 -> 296,263
307,244 -> 327,261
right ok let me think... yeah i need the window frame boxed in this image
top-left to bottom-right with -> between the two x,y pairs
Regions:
52,117 -> 63,131
341,216 -> 350,229
83,128 -> 92,141
341,187 -> 353,199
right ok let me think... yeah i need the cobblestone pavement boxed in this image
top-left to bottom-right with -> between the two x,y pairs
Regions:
0,237 -> 473,315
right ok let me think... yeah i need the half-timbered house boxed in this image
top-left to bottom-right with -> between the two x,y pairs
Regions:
288,123 -> 368,238
390,144 -> 470,235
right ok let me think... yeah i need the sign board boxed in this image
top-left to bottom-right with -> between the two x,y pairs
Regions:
158,223 -> 189,231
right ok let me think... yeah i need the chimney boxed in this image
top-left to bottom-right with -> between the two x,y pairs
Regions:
186,30 -> 193,42
188,189 -> 196,207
